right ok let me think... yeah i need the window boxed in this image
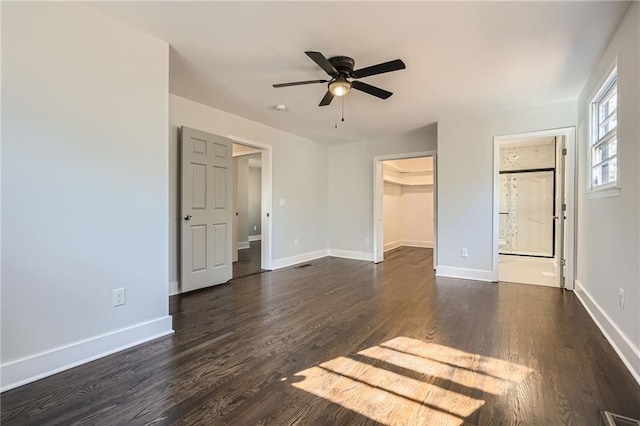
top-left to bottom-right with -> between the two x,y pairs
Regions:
590,66 -> 618,190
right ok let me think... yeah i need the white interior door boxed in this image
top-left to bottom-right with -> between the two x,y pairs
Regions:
374,161 -> 384,263
181,127 -> 233,292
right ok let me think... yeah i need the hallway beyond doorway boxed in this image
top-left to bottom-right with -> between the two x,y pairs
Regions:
233,241 -> 264,279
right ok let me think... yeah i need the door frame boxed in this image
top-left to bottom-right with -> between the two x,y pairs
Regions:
373,151 -> 438,268
227,134 -> 273,270
492,127 -> 577,289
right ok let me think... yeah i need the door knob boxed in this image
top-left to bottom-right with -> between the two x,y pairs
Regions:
184,215 -> 192,221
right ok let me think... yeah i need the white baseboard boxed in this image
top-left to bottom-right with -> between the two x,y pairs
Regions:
436,266 -> 496,282
271,249 -> 329,270
248,234 -> 262,242
384,240 -> 433,252
169,281 -> 180,296
237,241 -> 250,250
328,249 -> 373,262
574,280 -> 640,385
384,241 -> 402,252
402,239 -> 433,249
1,316 -> 174,392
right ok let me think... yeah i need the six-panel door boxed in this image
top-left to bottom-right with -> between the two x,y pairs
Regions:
181,127 -> 233,292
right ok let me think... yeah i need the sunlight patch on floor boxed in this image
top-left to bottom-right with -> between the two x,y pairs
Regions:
381,337 -> 531,382
292,337 -> 533,425
358,345 -> 510,395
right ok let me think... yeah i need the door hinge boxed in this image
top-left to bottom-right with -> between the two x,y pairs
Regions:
562,203 -> 567,211
561,259 -> 566,266
562,148 -> 567,155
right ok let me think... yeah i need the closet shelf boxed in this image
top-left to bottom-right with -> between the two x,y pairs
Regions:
383,178 -> 433,187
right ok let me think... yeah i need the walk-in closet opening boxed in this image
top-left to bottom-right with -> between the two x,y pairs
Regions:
373,152 -> 437,267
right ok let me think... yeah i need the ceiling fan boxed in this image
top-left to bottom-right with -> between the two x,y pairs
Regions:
273,51 -> 406,106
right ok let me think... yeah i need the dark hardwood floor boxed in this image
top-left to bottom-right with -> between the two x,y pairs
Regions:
2,247 -> 640,425
233,240 -> 263,279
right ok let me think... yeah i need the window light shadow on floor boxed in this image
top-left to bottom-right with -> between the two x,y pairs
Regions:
291,336 -> 533,425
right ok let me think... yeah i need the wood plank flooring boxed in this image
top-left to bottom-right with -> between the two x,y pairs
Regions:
233,240 -> 263,279
2,247 -> 640,425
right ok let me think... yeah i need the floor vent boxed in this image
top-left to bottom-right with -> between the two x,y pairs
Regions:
296,263 -> 313,268
601,411 -> 640,426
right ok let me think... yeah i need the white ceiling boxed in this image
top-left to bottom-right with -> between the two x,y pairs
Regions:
385,157 -> 433,172
92,1 -> 629,145
232,143 -> 261,157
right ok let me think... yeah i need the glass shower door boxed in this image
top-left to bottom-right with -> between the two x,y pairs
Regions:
499,170 -> 555,257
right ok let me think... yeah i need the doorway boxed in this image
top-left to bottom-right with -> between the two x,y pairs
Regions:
180,128 -> 273,293
232,143 -> 266,279
493,128 -> 576,288
373,151 -> 438,268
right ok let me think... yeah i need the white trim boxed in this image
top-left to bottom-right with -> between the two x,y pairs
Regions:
436,266 -> 495,282
373,151 -> 438,266
493,127 -> 577,288
384,241 -> 402,252
586,187 -> 621,199
270,249 -> 328,270
402,239 -> 433,249
574,280 -> 640,385
0,316 -> 174,392
237,241 -> 250,250
384,240 -> 434,252
226,134 -> 273,271
587,61 -> 618,193
248,234 -> 262,242
587,58 -> 619,106
328,249 -> 374,262
169,281 -> 180,296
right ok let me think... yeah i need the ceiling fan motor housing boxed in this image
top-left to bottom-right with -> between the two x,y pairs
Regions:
328,56 -> 355,76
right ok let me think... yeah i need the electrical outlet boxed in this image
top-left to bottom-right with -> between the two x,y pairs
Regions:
294,238 -> 299,247
253,225 -> 257,231
619,288 -> 624,308
113,288 -> 126,307
279,198 -> 286,207
461,248 -> 469,258
364,237 -> 370,245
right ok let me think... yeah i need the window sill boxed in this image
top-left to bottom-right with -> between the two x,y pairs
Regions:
586,187 -> 621,199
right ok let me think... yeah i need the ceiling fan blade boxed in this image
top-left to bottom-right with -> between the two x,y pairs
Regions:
352,59 -> 406,79
305,51 -> 338,77
273,79 -> 329,88
319,90 -> 335,106
352,81 -> 393,99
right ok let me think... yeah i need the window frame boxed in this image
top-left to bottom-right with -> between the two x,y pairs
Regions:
588,63 -> 619,194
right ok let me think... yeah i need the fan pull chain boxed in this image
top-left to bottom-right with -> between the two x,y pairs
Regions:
341,96 -> 345,122
335,105 -> 338,129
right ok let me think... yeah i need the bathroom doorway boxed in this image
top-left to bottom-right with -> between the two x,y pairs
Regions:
493,128 -> 576,288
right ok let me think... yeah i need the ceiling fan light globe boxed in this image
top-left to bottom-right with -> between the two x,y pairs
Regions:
329,80 -> 351,97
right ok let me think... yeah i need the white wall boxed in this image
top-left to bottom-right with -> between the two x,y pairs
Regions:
401,186 -> 434,247
1,3 -> 172,390
248,164 -> 262,237
575,2 -> 640,379
383,183 -> 403,250
328,124 -> 438,257
170,95 -> 328,284
437,101 -> 576,280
